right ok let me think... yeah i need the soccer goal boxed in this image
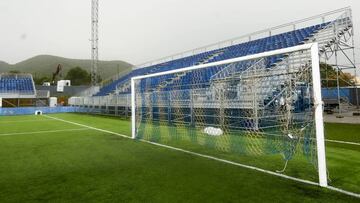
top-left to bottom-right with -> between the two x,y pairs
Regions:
131,43 -> 327,187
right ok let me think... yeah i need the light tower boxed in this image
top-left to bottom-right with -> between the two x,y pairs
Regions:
91,0 -> 99,86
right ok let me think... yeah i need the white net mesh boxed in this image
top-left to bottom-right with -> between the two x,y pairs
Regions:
133,47 -> 321,181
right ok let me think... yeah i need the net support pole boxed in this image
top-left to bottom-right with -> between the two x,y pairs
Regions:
131,78 -> 136,139
311,43 -> 328,187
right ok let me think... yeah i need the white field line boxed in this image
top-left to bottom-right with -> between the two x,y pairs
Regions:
43,115 -> 360,199
327,186 -> 360,199
249,131 -> 360,147
0,128 -> 89,137
2,117 -> 358,146
326,139 -> 360,146
43,115 -> 129,139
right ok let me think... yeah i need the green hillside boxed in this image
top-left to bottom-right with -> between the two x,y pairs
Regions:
0,55 -> 133,80
0,61 -> 9,67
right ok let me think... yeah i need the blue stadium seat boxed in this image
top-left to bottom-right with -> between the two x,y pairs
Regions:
0,74 -> 35,95
95,21 -> 331,96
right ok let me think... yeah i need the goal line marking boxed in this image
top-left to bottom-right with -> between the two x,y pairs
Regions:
0,128 -> 89,137
43,114 -> 360,199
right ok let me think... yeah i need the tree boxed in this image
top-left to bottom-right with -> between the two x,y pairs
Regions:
65,67 -> 91,85
320,63 -> 355,87
34,76 -> 51,85
9,70 -> 21,74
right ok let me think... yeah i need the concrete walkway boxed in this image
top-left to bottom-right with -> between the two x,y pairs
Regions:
324,110 -> 360,124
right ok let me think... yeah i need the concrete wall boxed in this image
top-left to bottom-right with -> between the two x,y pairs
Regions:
322,87 -> 360,105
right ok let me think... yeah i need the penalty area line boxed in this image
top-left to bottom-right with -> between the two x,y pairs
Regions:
43,115 -> 360,199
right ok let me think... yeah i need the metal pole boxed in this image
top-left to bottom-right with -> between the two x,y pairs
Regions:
335,44 -> 343,118
168,92 -> 171,124
332,20 -> 343,118
311,43 -> 328,187
91,0 -> 99,86
190,90 -> 194,126
349,9 -> 359,112
131,78 -> 136,139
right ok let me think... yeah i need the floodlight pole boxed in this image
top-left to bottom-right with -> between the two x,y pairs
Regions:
91,0 -> 99,86
311,43 -> 328,187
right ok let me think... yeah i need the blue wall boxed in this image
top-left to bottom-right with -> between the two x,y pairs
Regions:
1,87 -> 357,116
0,107 -> 78,116
322,88 -> 351,100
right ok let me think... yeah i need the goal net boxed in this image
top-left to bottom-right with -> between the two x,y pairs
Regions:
131,43 -> 327,186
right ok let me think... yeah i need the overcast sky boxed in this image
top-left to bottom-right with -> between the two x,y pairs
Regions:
0,0 -> 359,65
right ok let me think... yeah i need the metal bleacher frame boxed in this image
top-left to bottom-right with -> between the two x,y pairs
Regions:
0,73 -> 36,99
135,7 -> 351,69
70,7 -> 359,117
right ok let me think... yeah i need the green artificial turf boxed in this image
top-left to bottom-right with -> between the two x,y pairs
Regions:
0,113 -> 359,202
325,122 -> 360,143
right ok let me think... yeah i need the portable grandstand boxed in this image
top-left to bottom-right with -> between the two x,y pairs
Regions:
95,23 -> 329,96
0,73 -> 37,108
70,7 -> 357,118
0,73 -> 36,98
0,72 -> 79,115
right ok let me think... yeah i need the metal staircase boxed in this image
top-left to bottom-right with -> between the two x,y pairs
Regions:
114,50 -> 228,94
194,49 -> 226,65
209,50 -> 311,109
311,16 -> 353,57
115,81 -> 131,94
207,14 -> 353,110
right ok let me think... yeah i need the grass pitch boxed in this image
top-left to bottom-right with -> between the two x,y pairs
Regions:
0,113 -> 359,202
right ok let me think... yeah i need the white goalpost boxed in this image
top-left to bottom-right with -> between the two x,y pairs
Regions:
131,43 -> 327,187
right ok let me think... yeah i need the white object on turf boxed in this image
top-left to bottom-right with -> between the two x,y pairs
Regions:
204,127 -> 223,136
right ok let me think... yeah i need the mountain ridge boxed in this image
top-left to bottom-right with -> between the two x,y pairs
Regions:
0,55 -> 133,80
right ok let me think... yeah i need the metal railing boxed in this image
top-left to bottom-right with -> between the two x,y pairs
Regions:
134,7 -> 351,69
97,7 -> 351,94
